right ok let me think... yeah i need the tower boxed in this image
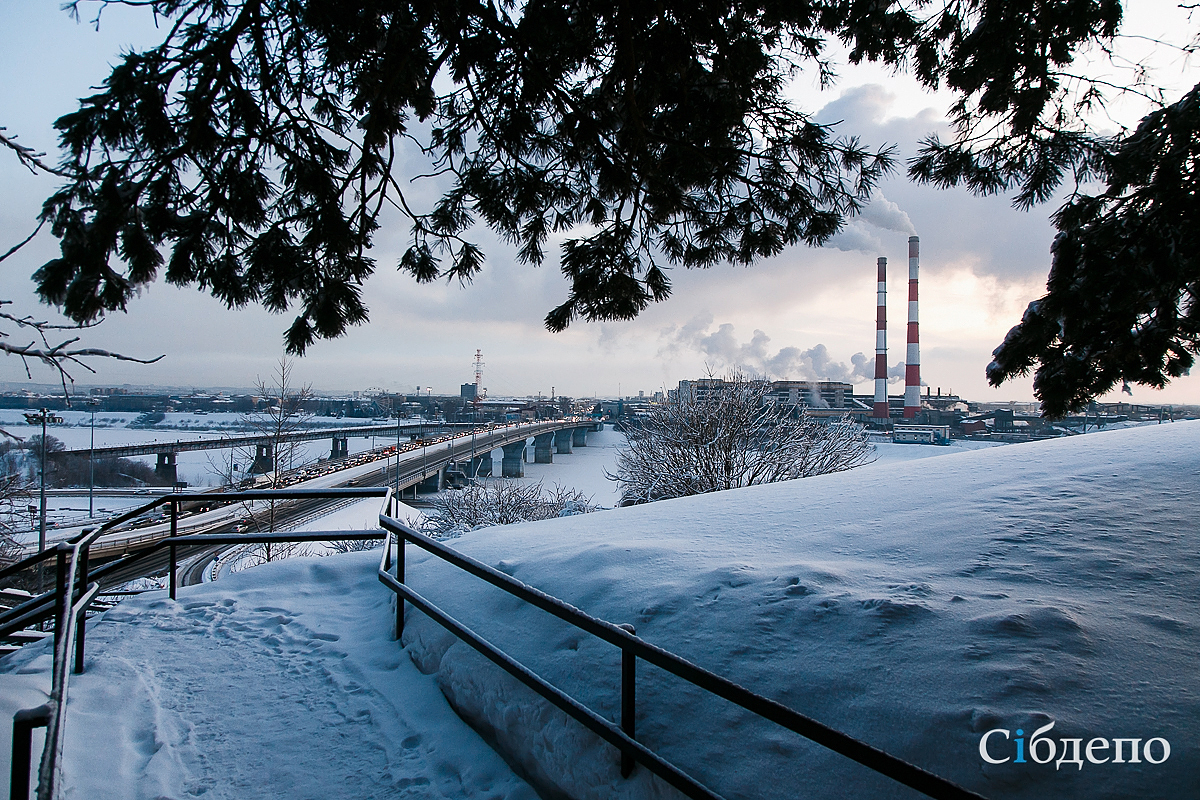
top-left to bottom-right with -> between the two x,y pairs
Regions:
473,349 -> 485,413
904,236 -> 920,419
873,257 -> 889,421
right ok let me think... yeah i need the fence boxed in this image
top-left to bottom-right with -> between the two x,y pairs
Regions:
7,486 -> 988,800
5,487 -> 388,800
376,490 -> 988,800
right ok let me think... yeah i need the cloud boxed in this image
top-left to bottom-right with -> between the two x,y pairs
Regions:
824,221 -> 885,254
659,316 -> 901,384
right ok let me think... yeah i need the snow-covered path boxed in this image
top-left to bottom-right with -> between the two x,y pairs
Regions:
1,554 -> 537,800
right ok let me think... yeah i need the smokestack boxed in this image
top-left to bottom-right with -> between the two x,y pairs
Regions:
904,236 -> 920,418
873,257 -> 889,421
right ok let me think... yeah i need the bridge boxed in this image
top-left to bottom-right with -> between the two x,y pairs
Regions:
43,417 -> 604,561
49,420 -> 535,483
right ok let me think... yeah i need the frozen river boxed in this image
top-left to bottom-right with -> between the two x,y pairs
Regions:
0,409 -> 417,487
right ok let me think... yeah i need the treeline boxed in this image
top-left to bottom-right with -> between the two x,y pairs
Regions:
0,436 -> 163,488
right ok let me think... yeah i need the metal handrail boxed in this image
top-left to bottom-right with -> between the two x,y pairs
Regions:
0,488 -> 391,638
376,508 -> 988,800
8,487 -> 392,800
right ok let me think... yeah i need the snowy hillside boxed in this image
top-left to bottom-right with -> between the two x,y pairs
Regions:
401,421 -> 1199,799
2,421 -> 1197,799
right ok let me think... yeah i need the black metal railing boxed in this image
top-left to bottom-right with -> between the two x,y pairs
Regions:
7,487 -> 388,800
376,490 -> 988,800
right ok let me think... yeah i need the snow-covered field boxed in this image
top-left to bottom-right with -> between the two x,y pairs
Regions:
4,422 -> 1196,799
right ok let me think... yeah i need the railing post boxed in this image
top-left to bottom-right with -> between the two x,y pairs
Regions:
618,623 -> 637,778
395,533 -> 405,642
169,498 -> 178,600
10,705 -> 50,800
53,546 -> 68,653
74,538 -> 90,675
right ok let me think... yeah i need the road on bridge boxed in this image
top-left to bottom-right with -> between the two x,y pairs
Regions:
70,418 -> 600,588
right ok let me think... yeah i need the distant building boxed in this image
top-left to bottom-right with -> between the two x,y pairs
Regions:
460,383 -> 477,400
893,424 -> 951,445
674,378 -> 855,410
765,381 -> 853,409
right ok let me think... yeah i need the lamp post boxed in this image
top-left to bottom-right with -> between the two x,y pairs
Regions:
33,408 -> 49,555
88,399 -> 99,518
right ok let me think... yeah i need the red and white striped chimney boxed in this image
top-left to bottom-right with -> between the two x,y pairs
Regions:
903,235 -> 920,418
873,257 -> 889,421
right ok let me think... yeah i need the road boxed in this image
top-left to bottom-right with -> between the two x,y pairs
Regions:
80,419 -> 594,589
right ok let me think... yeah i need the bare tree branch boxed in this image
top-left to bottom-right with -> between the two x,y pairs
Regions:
0,219 -> 46,265
0,300 -> 164,400
0,126 -> 77,179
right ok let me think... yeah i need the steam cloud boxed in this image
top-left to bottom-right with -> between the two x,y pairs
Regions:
825,192 -> 917,254
660,314 -> 907,384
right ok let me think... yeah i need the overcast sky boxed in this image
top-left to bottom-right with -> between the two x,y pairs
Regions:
2,3 -> 1198,402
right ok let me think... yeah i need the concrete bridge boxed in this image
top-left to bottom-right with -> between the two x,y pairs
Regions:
386,419 -> 604,496
51,421 -> 500,483
58,418 -> 605,560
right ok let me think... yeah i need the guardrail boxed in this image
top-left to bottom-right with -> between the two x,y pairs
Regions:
375,491 -> 988,800
6,487 -> 388,800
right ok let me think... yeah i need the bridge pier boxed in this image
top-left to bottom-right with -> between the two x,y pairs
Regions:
501,441 -> 526,478
571,427 -> 588,447
155,452 -> 177,484
331,435 -> 349,459
470,452 -> 493,478
533,432 -> 555,463
250,443 -> 274,474
417,468 -> 443,493
554,429 -> 573,454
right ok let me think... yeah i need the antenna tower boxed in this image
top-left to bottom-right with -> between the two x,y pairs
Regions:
474,349 -> 485,409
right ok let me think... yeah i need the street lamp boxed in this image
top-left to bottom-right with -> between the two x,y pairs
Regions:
30,408 -> 51,555
88,398 -> 100,518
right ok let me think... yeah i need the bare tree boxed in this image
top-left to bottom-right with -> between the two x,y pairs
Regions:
612,374 -> 873,505
0,472 -> 29,569
420,480 -> 597,539
239,356 -> 314,560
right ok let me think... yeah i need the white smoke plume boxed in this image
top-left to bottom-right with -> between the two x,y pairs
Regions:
824,192 -> 916,254
860,194 -> 917,235
660,316 -> 907,384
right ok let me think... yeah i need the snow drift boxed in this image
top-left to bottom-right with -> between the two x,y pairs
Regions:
401,421 -> 1199,800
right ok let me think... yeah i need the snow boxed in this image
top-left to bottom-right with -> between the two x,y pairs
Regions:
0,554 -> 537,800
869,437 -> 1007,464
397,421 -> 1200,799
3,421 -> 1197,799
